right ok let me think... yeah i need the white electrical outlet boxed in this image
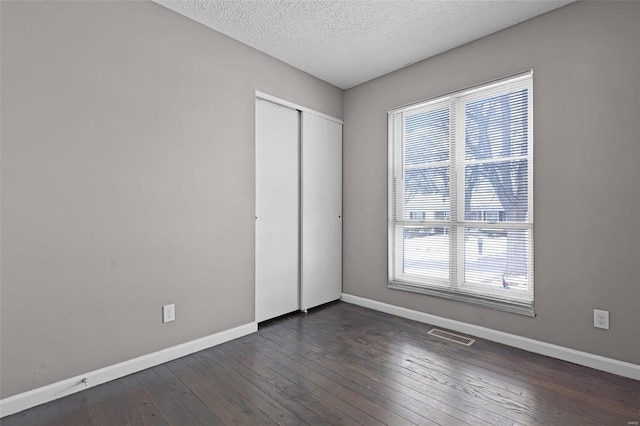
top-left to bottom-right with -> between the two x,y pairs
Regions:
163,304 -> 175,323
593,309 -> 609,330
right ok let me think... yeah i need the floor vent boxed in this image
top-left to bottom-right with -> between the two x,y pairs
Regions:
428,328 -> 475,346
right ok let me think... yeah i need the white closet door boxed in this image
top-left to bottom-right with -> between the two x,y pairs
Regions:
301,112 -> 342,311
255,99 -> 300,322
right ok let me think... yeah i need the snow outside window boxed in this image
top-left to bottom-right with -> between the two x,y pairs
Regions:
388,72 -> 534,315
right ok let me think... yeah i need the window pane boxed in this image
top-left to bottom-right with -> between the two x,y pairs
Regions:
465,89 -> 528,161
403,227 -> 449,280
405,107 -> 449,165
404,166 -> 450,220
464,227 -> 530,292
464,160 -> 528,222
389,72 -> 533,311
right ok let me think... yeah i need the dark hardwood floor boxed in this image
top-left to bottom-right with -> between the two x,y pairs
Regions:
3,302 -> 639,425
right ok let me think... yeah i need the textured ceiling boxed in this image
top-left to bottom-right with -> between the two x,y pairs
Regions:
153,0 -> 574,89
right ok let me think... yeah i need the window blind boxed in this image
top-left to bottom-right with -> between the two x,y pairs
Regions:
388,71 -> 534,315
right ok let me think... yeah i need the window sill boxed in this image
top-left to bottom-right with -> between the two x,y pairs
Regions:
388,281 -> 535,317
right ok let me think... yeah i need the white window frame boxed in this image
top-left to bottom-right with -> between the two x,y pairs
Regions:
388,71 -> 534,316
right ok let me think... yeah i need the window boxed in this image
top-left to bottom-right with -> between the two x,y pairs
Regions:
388,72 -> 534,315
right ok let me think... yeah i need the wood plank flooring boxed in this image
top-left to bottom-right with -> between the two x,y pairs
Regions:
3,302 -> 639,425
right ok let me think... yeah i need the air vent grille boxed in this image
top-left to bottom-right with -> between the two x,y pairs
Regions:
428,328 -> 475,346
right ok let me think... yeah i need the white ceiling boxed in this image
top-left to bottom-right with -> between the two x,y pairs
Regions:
153,0 -> 574,89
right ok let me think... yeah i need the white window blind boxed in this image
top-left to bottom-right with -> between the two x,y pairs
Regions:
388,72 -> 534,315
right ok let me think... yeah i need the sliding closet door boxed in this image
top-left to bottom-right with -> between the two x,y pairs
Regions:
255,99 -> 300,322
301,112 -> 342,311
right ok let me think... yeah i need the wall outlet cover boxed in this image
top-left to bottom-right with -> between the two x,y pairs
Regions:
163,304 -> 175,323
593,309 -> 609,330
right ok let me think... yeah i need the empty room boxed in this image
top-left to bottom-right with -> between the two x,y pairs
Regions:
1,0 -> 639,424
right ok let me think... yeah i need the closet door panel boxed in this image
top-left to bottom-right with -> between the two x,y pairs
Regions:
255,99 -> 300,322
301,112 -> 342,310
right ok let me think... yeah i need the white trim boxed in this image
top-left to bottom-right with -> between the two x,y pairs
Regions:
341,293 -> 640,381
255,91 -> 343,125
0,322 -> 257,418
388,70 -> 533,115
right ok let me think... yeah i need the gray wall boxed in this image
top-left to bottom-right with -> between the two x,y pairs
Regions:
343,1 -> 640,364
0,1 -> 342,398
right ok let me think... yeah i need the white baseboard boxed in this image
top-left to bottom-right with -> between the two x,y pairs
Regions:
0,322 -> 257,418
341,293 -> 640,381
